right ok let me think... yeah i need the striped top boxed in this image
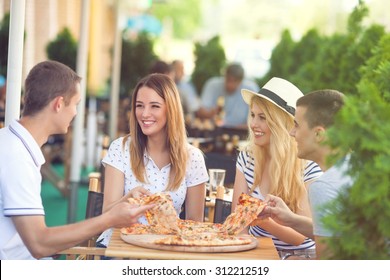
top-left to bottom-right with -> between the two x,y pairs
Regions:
236,151 -> 323,251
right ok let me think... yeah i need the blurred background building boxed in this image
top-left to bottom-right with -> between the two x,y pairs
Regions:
1,0 -> 389,93
1,1 -> 389,251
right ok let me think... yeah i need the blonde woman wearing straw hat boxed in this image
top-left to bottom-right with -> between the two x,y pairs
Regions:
232,77 -> 322,259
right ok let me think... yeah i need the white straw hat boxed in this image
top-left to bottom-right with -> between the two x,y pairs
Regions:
241,77 -> 303,116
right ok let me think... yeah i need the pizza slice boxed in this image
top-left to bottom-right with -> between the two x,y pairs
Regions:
222,193 -> 266,235
121,223 -> 175,235
128,192 -> 181,234
177,219 -> 229,242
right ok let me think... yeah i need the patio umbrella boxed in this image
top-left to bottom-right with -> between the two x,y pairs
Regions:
4,0 -> 25,126
68,0 -> 91,223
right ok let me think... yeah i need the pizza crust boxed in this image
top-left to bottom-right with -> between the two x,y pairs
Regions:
154,235 -> 253,247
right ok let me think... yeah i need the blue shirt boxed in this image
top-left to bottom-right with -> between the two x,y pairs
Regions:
200,77 -> 259,126
309,156 -> 353,237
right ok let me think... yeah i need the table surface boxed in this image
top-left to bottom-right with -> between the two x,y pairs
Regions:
105,229 -> 280,260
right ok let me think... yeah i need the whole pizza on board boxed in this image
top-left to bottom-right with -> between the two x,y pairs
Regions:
121,192 -> 266,247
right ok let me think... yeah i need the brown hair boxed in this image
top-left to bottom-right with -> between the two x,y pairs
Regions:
23,60 -> 81,117
124,73 -> 188,191
225,63 -> 244,81
297,89 -> 345,129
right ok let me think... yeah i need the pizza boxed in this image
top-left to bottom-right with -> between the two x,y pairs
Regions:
154,234 -> 253,247
221,193 -> 266,235
127,192 -> 181,234
178,220 -> 224,235
122,192 -> 265,247
121,223 -> 174,235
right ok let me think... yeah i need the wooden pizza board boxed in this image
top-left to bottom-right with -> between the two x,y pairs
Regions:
121,234 -> 258,253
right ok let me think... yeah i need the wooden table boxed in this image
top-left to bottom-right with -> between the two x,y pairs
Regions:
105,229 -> 280,260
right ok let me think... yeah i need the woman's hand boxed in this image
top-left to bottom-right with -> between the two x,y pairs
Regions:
128,186 -> 152,199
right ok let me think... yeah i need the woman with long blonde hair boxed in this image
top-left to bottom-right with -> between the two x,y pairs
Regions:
232,77 -> 322,259
97,74 -> 208,247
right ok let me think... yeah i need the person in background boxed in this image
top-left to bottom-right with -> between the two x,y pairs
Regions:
196,63 -> 259,127
97,73 -> 209,247
0,75 -> 6,124
0,61 -> 154,260
261,89 -> 348,259
232,77 -> 323,259
171,60 -> 200,118
149,59 -> 174,79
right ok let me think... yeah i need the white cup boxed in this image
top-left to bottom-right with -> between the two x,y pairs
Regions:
208,169 -> 226,192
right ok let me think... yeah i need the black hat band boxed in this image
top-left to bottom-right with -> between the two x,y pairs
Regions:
258,88 -> 295,116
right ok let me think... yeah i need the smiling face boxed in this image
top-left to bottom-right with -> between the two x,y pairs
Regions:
64,84 -> 81,130
290,105 -> 319,161
135,86 -> 167,139
52,82 -> 81,135
249,102 -> 271,147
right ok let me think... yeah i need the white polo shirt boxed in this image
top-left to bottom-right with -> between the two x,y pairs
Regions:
0,120 -> 45,259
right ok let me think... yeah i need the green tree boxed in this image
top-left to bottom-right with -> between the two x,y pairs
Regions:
261,1 -> 383,95
0,13 -> 10,77
260,30 -> 296,86
313,34 -> 351,90
289,29 -> 324,93
191,36 -> 226,95
358,34 -> 390,102
337,1 -> 385,95
324,33 -> 390,259
152,0 -> 201,39
46,28 -> 78,71
120,32 -> 157,97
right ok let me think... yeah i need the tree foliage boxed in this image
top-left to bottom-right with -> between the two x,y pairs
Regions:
152,0 -> 201,39
46,28 -> 77,71
324,43 -> 390,257
191,36 -> 226,95
120,32 -> 157,97
260,30 -> 295,86
263,1 -> 390,259
0,13 -> 10,77
263,1 -> 384,96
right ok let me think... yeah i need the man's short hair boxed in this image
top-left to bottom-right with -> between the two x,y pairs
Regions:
149,60 -> 172,75
23,60 -> 81,117
225,63 -> 244,81
297,89 -> 345,129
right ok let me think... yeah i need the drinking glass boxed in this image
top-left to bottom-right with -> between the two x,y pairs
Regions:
208,169 -> 226,192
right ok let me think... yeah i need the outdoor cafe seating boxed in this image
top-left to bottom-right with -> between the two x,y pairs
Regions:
59,168 -> 279,260
186,118 -> 249,187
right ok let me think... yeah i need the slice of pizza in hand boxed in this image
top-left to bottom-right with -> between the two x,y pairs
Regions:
142,192 -> 181,234
222,193 -> 266,235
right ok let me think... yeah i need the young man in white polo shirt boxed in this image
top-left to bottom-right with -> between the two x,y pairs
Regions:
0,61 -> 154,260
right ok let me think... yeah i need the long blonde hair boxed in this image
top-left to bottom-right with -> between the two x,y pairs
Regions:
123,73 -> 188,191
246,96 -> 306,212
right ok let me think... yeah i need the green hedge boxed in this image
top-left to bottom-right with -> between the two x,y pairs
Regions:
264,1 -> 390,259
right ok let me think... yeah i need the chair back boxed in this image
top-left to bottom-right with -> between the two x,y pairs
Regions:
85,172 -> 103,219
99,135 -> 110,193
59,172 -> 105,259
213,198 -> 232,224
